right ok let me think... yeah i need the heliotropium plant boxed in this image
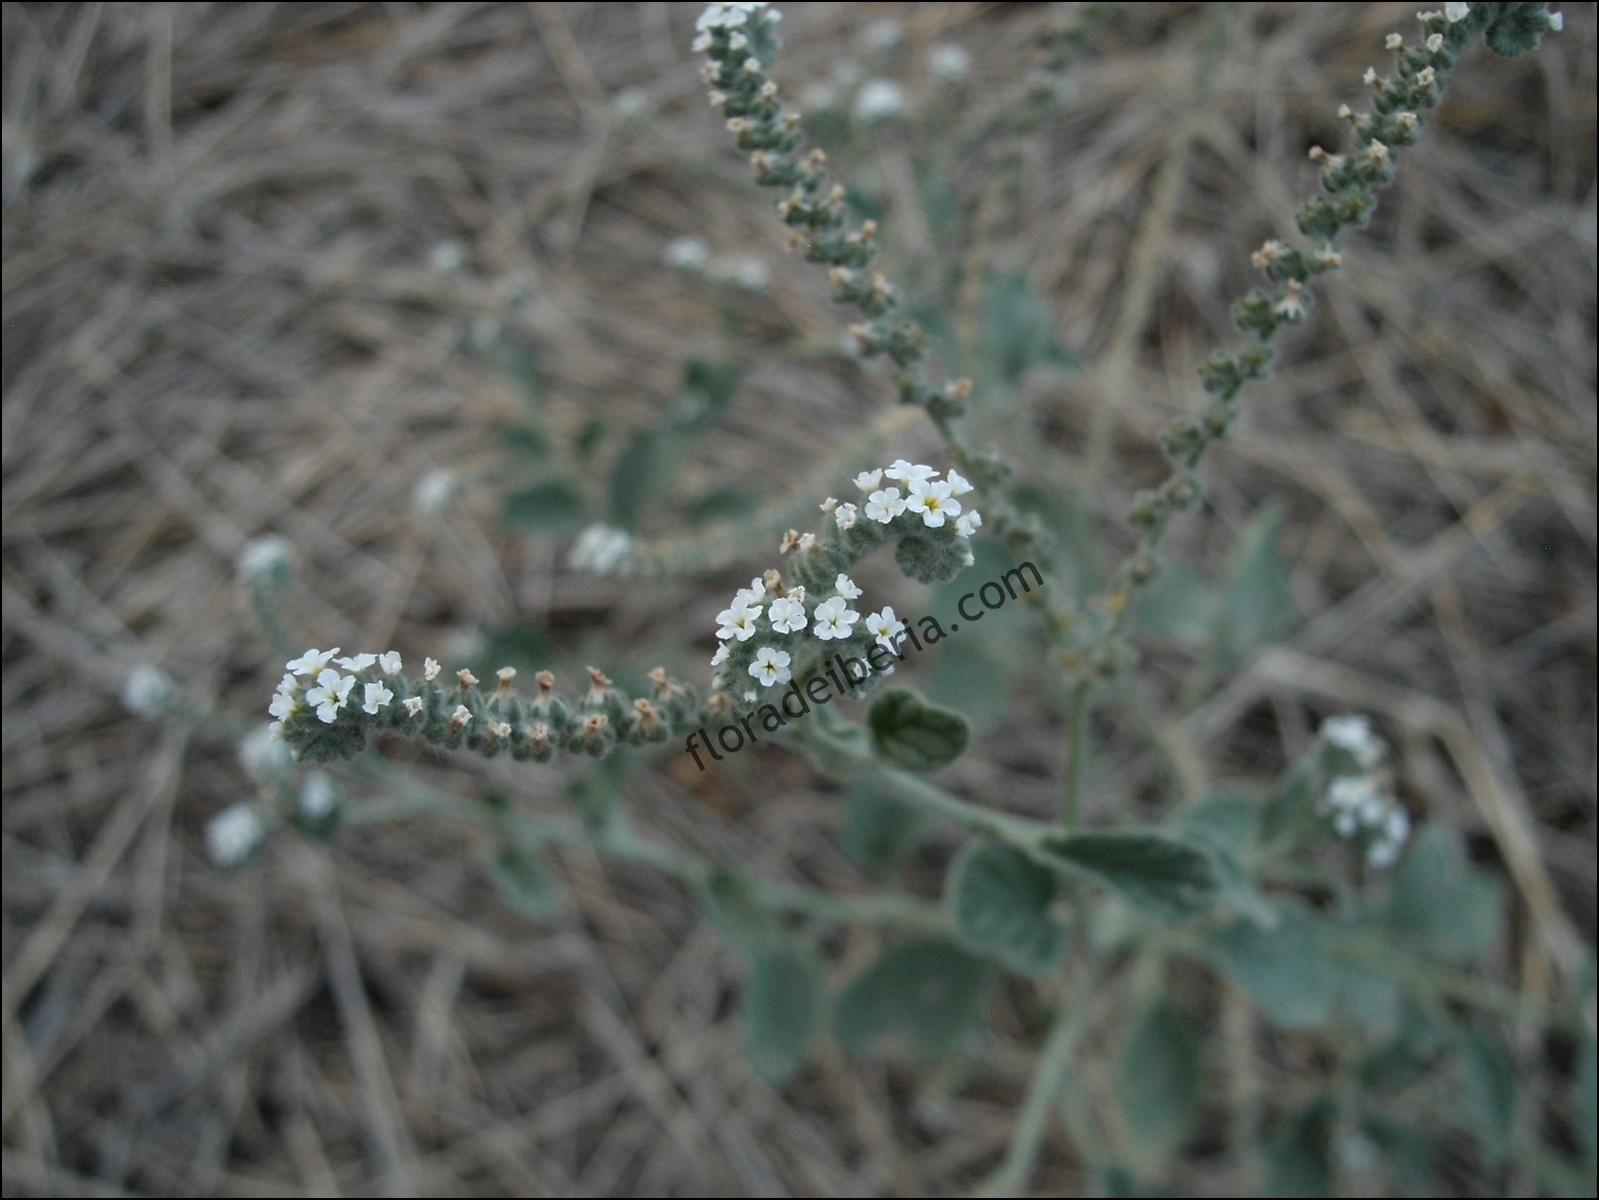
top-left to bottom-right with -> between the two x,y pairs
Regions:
126,4 -> 1593,1194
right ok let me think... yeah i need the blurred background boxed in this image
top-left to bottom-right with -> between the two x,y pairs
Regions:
2,2 -> 1594,1195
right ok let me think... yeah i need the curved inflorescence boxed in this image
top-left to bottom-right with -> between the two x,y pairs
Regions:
705,458 -> 982,714
693,3 -> 988,449
269,649 -> 698,764
1088,2 -> 1566,662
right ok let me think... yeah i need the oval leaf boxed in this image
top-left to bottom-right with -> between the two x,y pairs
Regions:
1043,831 -> 1220,922
503,481 -> 585,533
949,841 -> 1065,976
834,938 -> 990,1062
1119,1001 -> 1202,1161
489,844 -> 560,919
1386,823 -> 1501,963
867,688 -> 970,772
745,945 -> 821,1086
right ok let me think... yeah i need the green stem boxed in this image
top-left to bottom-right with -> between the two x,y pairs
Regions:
795,720 -> 1051,849
248,578 -> 297,661
977,963 -> 1097,1196
1061,678 -> 1093,830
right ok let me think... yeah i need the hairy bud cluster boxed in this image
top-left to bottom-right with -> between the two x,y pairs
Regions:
1088,2 -> 1564,681
270,648 -> 697,764
695,3 -> 964,427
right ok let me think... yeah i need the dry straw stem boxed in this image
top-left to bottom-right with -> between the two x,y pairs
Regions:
3,4 -> 1593,1196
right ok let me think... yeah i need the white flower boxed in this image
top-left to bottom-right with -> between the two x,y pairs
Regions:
800,81 -> 838,111
306,669 -> 356,723
811,596 -> 859,640
297,772 -> 337,821
929,43 -> 971,80
362,682 -> 394,714
1367,808 -> 1411,867
268,687 -> 300,721
854,79 -> 904,124
748,646 -> 792,686
1321,714 -> 1384,770
714,255 -> 770,292
403,697 -> 425,716
424,657 -> 441,681
696,1 -> 768,33
286,648 -> 340,677
711,643 -> 731,666
692,31 -> 713,52
863,17 -> 904,52
206,804 -> 267,868
335,653 -> 377,672
884,459 -> 937,484
664,235 -> 710,272
568,524 -> 633,575
612,87 -> 649,117
733,576 -> 768,608
429,241 -> 465,273
414,469 -> 458,516
767,596 -> 808,634
716,603 -> 761,642
865,487 -> 906,523
378,651 -> 402,676
1426,32 -> 1444,50
864,607 -> 905,652
122,664 -> 174,717
1326,775 -> 1379,818
906,477 -> 960,528
1548,11 -> 1563,31
239,724 -> 294,782
237,535 -> 292,584
1444,2 -> 1469,21
451,704 -> 473,726
834,574 -> 862,600
854,469 -> 883,492
944,469 -> 974,496
835,502 -> 859,531
955,510 -> 983,538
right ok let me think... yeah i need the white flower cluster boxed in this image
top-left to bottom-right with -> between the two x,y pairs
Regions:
413,469 -> 458,516
568,523 -> 634,575
236,535 -> 293,585
271,649 -> 406,728
1317,714 -> 1410,868
853,459 -> 980,535
122,664 -> 174,718
706,459 -> 978,705
206,803 -> 267,868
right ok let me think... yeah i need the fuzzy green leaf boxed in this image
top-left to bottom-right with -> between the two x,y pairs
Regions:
745,945 -> 821,1086
1212,508 -> 1294,667
949,841 -> 1066,976
703,866 -> 779,954
609,430 -> 663,531
1452,1024 -> 1516,1161
1119,1001 -> 1202,1161
489,844 -> 560,919
834,939 -> 990,1062
1264,1098 -> 1334,1197
1386,823 -> 1501,963
867,688 -> 969,772
841,784 -> 925,874
503,481 -> 585,533
1043,831 -> 1221,922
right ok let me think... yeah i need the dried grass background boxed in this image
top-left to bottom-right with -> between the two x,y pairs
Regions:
2,2 -> 1595,1196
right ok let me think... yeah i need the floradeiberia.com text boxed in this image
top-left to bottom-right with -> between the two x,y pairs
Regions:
684,561 -> 1043,769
